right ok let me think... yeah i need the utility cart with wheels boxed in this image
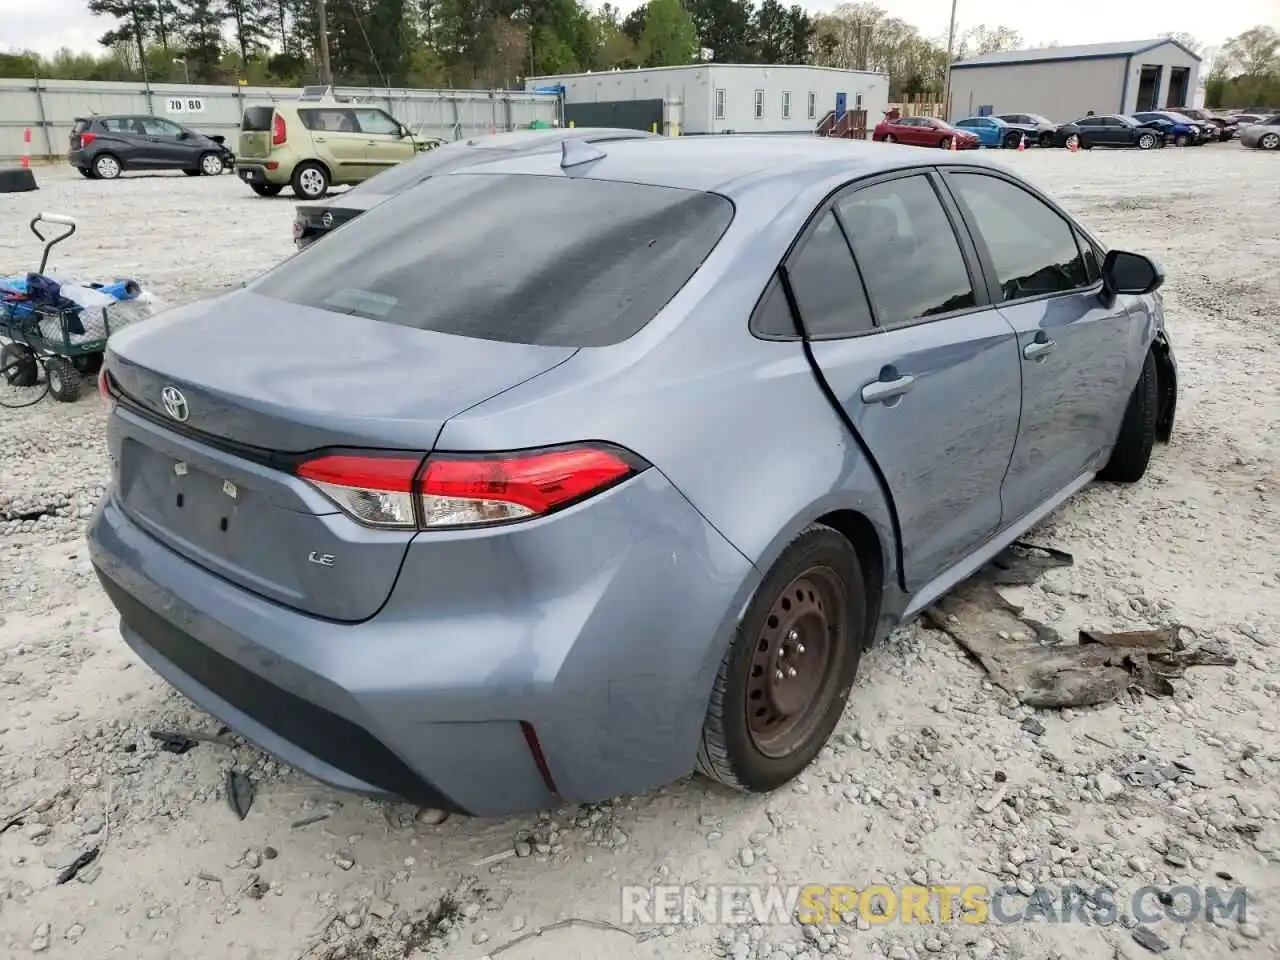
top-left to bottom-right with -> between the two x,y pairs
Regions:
1,213 -> 146,406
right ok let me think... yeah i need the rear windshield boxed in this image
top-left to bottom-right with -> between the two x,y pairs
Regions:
72,118 -> 90,134
241,106 -> 275,132
251,173 -> 734,347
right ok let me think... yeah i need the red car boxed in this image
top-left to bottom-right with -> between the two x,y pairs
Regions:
872,115 -> 981,150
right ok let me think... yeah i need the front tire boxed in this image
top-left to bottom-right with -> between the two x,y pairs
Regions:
696,524 -> 866,793
938,136 -> 953,150
1003,132 -> 1022,149
44,357 -> 83,403
199,152 -> 224,175
1260,132 -> 1280,151
884,133 -> 896,143
1098,350 -> 1157,483
1137,133 -> 1157,150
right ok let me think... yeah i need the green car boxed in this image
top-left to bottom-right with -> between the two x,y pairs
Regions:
235,96 -> 438,199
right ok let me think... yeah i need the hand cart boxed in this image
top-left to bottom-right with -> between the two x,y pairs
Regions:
1,213 -> 144,405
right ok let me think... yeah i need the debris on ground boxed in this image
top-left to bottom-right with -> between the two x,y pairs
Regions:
925,546 -> 1236,708
54,847 -> 99,885
225,771 -> 254,820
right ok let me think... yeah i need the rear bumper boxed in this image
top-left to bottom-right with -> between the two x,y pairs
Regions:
88,469 -> 757,816
236,162 -> 289,186
68,149 -> 88,168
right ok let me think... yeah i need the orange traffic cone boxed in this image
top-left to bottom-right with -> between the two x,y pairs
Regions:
949,135 -> 957,152
1017,135 -> 1026,152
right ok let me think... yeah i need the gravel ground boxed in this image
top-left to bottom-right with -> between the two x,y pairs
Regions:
1,147 -> 1277,960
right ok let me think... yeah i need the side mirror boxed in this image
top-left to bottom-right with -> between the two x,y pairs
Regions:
1102,249 -> 1164,296
177,130 -> 190,139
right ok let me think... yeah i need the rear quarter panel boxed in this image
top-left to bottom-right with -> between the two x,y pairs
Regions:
437,174 -> 903,627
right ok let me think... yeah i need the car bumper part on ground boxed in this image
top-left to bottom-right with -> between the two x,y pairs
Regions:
88,466 -> 756,817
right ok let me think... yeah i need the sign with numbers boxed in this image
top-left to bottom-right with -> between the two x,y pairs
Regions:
166,97 -> 205,114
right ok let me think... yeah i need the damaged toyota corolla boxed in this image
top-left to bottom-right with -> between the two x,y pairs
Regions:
88,136 -> 1177,816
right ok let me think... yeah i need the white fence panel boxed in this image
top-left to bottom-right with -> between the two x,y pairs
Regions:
0,79 -> 561,160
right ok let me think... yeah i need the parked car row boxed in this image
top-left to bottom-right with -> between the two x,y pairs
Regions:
872,106 -> 1273,154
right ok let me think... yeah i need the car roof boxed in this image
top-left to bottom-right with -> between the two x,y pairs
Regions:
439,134 -> 1006,198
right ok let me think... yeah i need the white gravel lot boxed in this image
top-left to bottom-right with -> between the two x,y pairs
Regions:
0,146 -> 1277,960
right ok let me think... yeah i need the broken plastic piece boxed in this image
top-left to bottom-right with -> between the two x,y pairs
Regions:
55,847 -> 99,885
226,771 -> 254,820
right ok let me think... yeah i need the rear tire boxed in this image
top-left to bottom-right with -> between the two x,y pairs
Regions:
1098,350 -> 1157,484
1174,134 -> 1189,147
291,161 -> 329,200
884,134 -> 896,143
44,357 -> 83,403
1003,132 -> 1022,149
2,343 -> 39,387
1137,133 -> 1157,150
696,524 -> 866,793
77,167 -> 96,180
92,153 -> 122,179
1260,132 -> 1280,151
939,136 -> 953,150
249,182 -> 284,197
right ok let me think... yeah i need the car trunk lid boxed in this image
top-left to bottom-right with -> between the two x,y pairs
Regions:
105,289 -> 576,621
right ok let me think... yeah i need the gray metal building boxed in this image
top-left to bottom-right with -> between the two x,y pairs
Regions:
947,39 -> 1202,124
526,64 -> 888,136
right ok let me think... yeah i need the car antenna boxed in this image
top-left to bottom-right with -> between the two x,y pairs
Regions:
560,138 -> 606,171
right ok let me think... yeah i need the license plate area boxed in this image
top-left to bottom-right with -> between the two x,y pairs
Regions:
122,441 -> 246,542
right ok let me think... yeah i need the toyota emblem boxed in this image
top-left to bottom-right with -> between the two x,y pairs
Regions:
321,212 -> 333,228
161,386 -> 189,422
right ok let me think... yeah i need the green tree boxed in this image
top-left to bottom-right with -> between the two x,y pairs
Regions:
177,0 -> 227,79
687,0 -> 755,62
638,0 -> 697,67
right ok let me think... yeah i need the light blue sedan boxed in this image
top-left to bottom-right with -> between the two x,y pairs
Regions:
88,136 -> 1178,816
955,116 -> 1026,149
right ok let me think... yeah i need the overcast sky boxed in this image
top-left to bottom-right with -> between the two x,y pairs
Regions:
0,0 -> 1273,59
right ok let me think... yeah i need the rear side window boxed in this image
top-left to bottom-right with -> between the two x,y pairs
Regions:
783,211 -> 874,338
299,109 -> 356,132
251,173 -> 735,348
947,172 -> 1089,301
241,106 -> 274,132
836,175 -> 976,327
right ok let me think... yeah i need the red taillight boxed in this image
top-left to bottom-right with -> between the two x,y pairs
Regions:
296,455 -> 422,528
98,366 -> 112,405
296,445 -> 643,530
271,113 -> 287,146
80,132 -> 97,148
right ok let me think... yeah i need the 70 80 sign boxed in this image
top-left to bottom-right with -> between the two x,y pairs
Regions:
166,97 -> 205,114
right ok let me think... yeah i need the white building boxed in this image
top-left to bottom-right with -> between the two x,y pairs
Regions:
527,64 -> 889,136
947,39 -> 1203,124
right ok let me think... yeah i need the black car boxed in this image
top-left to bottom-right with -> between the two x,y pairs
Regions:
1053,114 -> 1168,150
69,115 -> 235,180
293,127 -> 657,248
994,112 -> 1059,147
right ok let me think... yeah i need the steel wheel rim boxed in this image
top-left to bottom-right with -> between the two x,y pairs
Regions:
746,566 -> 848,758
97,156 -> 119,178
300,168 -> 325,195
202,154 -> 222,174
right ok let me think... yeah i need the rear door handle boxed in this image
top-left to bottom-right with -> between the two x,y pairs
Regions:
861,374 -> 915,404
313,136 -> 327,143
1023,338 -> 1057,360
